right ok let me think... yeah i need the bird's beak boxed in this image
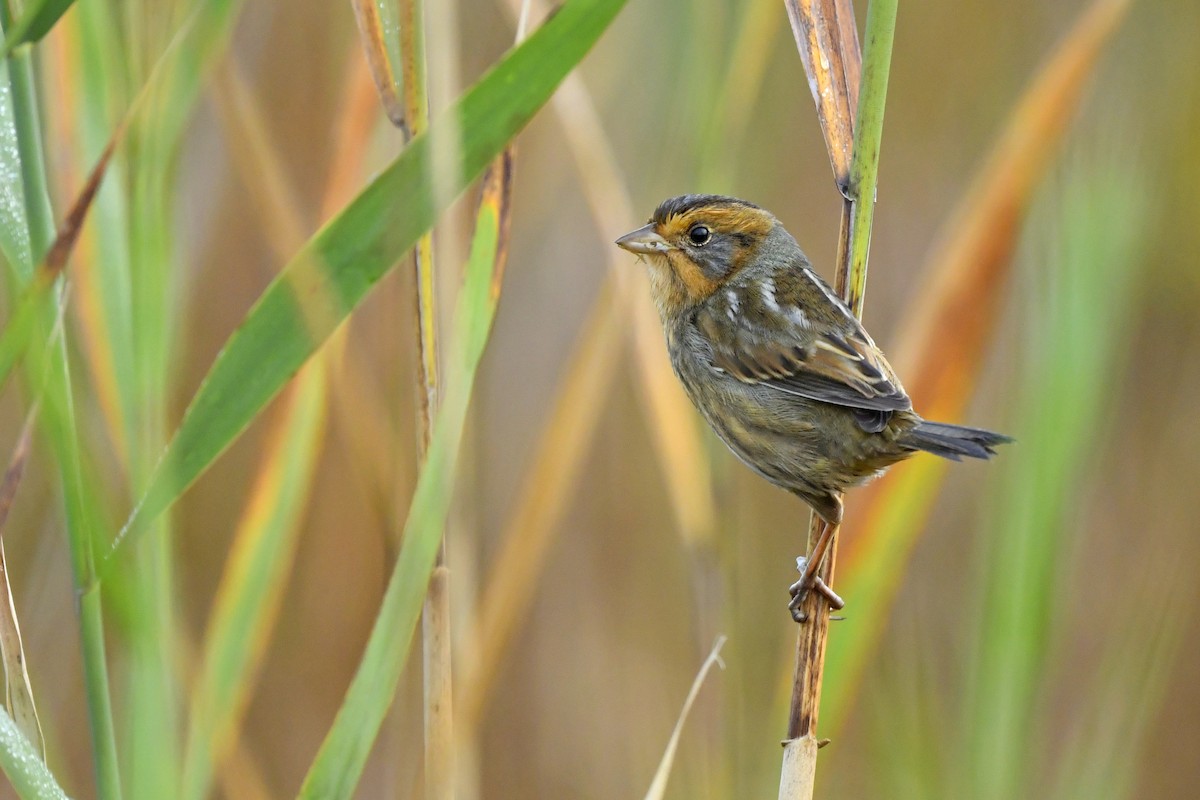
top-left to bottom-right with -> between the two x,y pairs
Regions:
615,223 -> 671,255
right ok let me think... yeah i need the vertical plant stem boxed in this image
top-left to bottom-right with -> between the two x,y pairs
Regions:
836,0 -> 896,319
780,1 -> 897,798
422,562 -> 453,796
401,0 -> 439,441
1,18 -> 123,799
399,0 -> 453,796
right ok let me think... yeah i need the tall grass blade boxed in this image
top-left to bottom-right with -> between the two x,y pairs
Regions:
64,0 -> 244,478
319,56 -> 399,529
56,6 -> 249,795
861,610 -> 948,800
125,5 -> 246,796
0,8 -> 121,796
529,0 -> 718,550
66,3 -> 135,465
697,0 -> 784,190
1,0 -> 73,54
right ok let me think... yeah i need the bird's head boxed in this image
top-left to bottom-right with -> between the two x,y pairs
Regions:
616,194 -> 781,319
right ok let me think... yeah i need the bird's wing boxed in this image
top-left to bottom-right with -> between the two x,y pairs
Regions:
694,264 -> 911,414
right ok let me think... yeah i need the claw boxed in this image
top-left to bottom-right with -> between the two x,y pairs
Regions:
786,541 -> 846,623
812,577 -> 845,610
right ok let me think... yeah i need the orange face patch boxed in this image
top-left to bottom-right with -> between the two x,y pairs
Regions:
655,204 -> 774,297
665,249 -> 719,300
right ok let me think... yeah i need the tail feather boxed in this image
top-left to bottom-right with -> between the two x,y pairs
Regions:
903,420 -> 1013,462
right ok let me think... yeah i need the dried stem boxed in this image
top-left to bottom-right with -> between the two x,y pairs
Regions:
397,0 -> 454,796
401,0 -> 438,450
350,0 -> 406,127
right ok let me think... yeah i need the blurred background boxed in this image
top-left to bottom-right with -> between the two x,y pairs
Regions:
5,0 -> 1200,797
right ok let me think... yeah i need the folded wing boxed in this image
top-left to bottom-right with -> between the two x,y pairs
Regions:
695,264 -> 911,430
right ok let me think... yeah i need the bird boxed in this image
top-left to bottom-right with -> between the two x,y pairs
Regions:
615,194 -> 1011,621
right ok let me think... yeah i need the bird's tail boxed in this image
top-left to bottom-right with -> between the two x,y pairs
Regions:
902,420 -> 1013,461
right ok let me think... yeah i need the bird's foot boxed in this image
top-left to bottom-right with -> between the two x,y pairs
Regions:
788,556 -> 845,623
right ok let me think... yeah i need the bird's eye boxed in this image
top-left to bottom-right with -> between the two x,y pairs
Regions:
688,224 -> 711,246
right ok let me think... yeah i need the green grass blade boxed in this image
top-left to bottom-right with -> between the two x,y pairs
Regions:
296,153 -> 512,799
0,15 -> 53,272
107,0 -> 627,565
54,5 -> 247,795
0,44 -> 30,270
0,707 -> 69,800
0,8 -> 122,797
1,0 -> 73,54
840,0 -> 896,316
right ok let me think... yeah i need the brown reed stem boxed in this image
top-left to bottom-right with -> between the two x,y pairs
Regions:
397,0 -> 454,796
780,1 -> 897,797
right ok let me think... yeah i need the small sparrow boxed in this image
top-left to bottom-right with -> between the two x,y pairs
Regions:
616,194 -> 1011,621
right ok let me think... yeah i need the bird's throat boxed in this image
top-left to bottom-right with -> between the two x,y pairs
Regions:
666,250 -> 719,303
645,258 -> 685,324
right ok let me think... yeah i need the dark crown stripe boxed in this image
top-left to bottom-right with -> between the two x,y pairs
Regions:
651,194 -> 761,224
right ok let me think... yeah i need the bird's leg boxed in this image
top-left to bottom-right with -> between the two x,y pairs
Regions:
787,519 -> 841,623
